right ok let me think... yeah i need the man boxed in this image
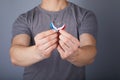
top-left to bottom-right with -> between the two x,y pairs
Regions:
10,0 -> 97,80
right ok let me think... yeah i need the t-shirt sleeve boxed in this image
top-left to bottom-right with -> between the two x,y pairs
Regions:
12,13 -> 31,39
79,11 -> 98,39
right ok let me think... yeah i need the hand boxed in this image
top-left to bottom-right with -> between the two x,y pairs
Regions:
34,30 -> 58,59
57,30 -> 80,61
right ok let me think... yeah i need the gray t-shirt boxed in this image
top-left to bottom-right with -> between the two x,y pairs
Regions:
12,2 -> 97,80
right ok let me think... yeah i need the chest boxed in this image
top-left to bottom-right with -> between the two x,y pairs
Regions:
30,12 -> 79,39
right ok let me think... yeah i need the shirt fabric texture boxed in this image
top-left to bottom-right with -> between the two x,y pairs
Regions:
12,2 -> 97,80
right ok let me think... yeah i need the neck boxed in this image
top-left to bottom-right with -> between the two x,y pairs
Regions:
40,0 -> 68,11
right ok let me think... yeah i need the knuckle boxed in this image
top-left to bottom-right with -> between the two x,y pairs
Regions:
34,34 -> 42,40
44,53 -> 51,58
38,46 -> 43,50
48,34 -> 57,40
63,56 -> 68,60
34,40 -> 37,45
47,42 -> 51,46
68,36 -> 71,39
49,40 -> 56,45
38,33 -> 45,39
66,50 -> 73,56
47,37 -> 51,41
36,41 -> 42,46
54,38 -> 58,42
60,42 -> 64,47
64,39 -> 69,43
34,36 -> 37,41
52,44 -> 57,50
39,34 -> 44,39
61,56 -> 66,60
61,54 -> 68,60
52,34 -> 58,39
52,39 -> 57,44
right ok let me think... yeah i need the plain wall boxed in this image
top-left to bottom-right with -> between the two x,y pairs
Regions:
0,0 -> 120,80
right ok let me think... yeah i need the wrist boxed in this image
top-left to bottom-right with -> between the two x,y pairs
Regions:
32,45 -> 45,61
66,49 -> 83,66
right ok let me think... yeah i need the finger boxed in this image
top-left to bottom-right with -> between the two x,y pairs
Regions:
57,45 -> 68,59
42,43 -> 58,58
36,33 -> 58,46
41,38 -> 58,50
59,33 -> 80,53
59,40 -> 70,51
59,30 -> 79,44
35,30 -> 57,40
59,39 -> 75,56
59,34 -> 73,48
45,43 -> 58,53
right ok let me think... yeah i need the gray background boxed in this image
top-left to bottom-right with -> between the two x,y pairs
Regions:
0,0 -> 120,80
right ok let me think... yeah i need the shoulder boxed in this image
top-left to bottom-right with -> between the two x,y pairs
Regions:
69,2 -> 95,14
69,2 -> 96,21
15,6 -> 39,24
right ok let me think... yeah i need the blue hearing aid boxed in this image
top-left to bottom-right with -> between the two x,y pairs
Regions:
50,22 -> 66,32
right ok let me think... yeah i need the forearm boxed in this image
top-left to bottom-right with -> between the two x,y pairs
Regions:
68,45 -> 97,67
10,45 -> 43,67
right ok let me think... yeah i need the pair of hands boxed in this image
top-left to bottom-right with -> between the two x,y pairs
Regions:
34,30 -> 80,61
